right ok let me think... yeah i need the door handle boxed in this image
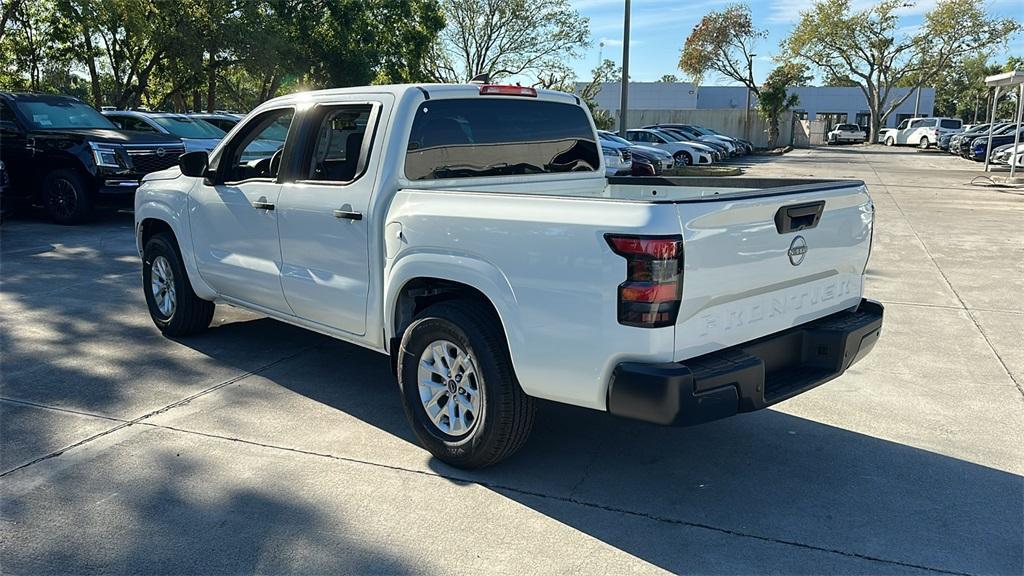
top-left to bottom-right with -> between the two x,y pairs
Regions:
333,209 -> 362,220
252,201 -> 275,211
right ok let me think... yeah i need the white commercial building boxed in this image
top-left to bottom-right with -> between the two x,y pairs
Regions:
579,83 -> 936,129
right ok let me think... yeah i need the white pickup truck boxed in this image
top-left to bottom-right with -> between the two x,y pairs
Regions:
135,83 -> 884,468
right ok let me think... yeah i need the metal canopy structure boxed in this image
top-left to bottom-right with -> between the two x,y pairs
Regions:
983,71 -> 1024,178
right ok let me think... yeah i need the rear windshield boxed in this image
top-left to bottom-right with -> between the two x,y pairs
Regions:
940,119 -> 961,129
405,98 -> 599,180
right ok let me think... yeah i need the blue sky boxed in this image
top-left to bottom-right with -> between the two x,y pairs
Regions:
565,0 -> 1024,85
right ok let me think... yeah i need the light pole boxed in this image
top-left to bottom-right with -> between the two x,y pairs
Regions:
618,0 -> 631,137
744,53 -> 757,142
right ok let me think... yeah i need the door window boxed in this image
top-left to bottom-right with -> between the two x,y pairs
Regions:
304,104 -> 374,183
220,108 -> 294,183
122,117 -> 158,132
917,119 -> 936,128
0,101 -> 21,132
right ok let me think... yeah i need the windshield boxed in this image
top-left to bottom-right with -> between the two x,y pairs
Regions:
151,116 -> 226,139
16,98 -> 116,130
688,125 -> 713,136
601,132 -> 632,146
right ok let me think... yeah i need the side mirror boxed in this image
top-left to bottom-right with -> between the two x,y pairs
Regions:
179,150 -> 208,178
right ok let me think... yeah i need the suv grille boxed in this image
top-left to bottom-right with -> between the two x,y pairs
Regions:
125,145 -> 185,174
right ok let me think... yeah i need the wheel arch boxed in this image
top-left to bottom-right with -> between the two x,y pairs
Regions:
135,201 -> 217,300
384,254 -> 521,360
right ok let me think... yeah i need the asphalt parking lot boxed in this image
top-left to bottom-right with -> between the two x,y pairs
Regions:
2,145 -> 1022,575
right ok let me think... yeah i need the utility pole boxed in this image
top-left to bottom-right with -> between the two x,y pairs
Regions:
913,87 -> 921,117
745,53 -> 756,142
617,0 -> 631,137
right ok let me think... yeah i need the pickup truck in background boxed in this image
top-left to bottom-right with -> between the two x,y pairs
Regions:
880,117 -> 962,149
827,123 -> 867,144
134,83 -> 884,468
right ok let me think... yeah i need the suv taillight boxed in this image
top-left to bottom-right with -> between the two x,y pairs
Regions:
605,234 -> 683,328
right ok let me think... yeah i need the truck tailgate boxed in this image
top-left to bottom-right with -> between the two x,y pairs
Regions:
669,182 -> 873,362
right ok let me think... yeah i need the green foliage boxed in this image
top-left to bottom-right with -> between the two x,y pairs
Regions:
757,63 -> 811,147
679,4 -> 764,92
782,0 -> 1020,142
657,74 -> 679,83
427,0 -> 589,83
0,0 -> 445,112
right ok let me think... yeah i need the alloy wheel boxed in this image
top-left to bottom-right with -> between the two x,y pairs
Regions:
417,339 -> 482,437
150,255 -> 177,318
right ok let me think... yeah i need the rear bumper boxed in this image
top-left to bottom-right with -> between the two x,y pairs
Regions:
607,298 -> 884,426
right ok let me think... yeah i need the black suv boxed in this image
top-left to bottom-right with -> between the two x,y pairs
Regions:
0,92 -> 184,224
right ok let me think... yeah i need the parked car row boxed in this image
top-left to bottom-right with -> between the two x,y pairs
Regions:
945,122 -> 1024,161
0,92 -> 289,223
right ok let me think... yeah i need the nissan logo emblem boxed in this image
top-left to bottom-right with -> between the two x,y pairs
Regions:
155,148 -> 166,158
788,235 -> 808,266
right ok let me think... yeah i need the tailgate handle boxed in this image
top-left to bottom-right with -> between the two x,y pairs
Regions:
775,201 -> 825,234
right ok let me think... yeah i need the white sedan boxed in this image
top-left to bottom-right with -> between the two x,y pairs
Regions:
624,128 -> 714,166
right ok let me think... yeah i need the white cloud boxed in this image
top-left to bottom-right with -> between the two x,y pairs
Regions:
767,0 -> 937,24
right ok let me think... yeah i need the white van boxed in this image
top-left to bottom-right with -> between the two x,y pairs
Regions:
880,117 -> 963,149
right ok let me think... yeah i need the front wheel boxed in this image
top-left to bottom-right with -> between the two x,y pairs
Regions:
673,151 -> 692,166
885,137 -> 895,147
397,300 -> 535,469
42,169 -> 93,225
143,232 -> 215,336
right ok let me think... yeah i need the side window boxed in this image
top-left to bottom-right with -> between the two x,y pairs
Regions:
918,119 -> 936,128
0,101 -> 20,131
305,104 -> 373,183
941,119 -> 961,129
221,108 -> 294,183
125,117 -> 157,132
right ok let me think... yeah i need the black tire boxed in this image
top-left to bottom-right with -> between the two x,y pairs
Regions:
142,232 -> 214,337
396,300 -> 535,469
919,137 -> 930,149
674,151 -> 692,166
885,137 -> 895,147
42,168 -> 93,225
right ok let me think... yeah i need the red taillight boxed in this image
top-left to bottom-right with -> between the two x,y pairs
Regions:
479,85 -> 538,97
606,234 -> 683,328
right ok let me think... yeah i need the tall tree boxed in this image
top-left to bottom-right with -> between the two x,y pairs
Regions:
782,0 -> 1020,142
758,63 -> 811,147
679,4 -> 764,94
657,74 -> 679,83
426,0 -> 589,83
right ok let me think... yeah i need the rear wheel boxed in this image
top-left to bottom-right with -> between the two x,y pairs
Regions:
673,151 -> 692,166
42,169 -> 93,225
397,300 -> 535,469
919,137 -> 930,149
143,232 -> 215,336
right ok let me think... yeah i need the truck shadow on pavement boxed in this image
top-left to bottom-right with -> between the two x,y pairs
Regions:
251,337 -> 1022,575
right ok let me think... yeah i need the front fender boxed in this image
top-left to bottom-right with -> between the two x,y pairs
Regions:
134,183 -> 217,301
384,251 -> 523,365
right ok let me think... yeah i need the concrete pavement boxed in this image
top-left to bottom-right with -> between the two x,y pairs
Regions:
2,146 -> 1021,574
